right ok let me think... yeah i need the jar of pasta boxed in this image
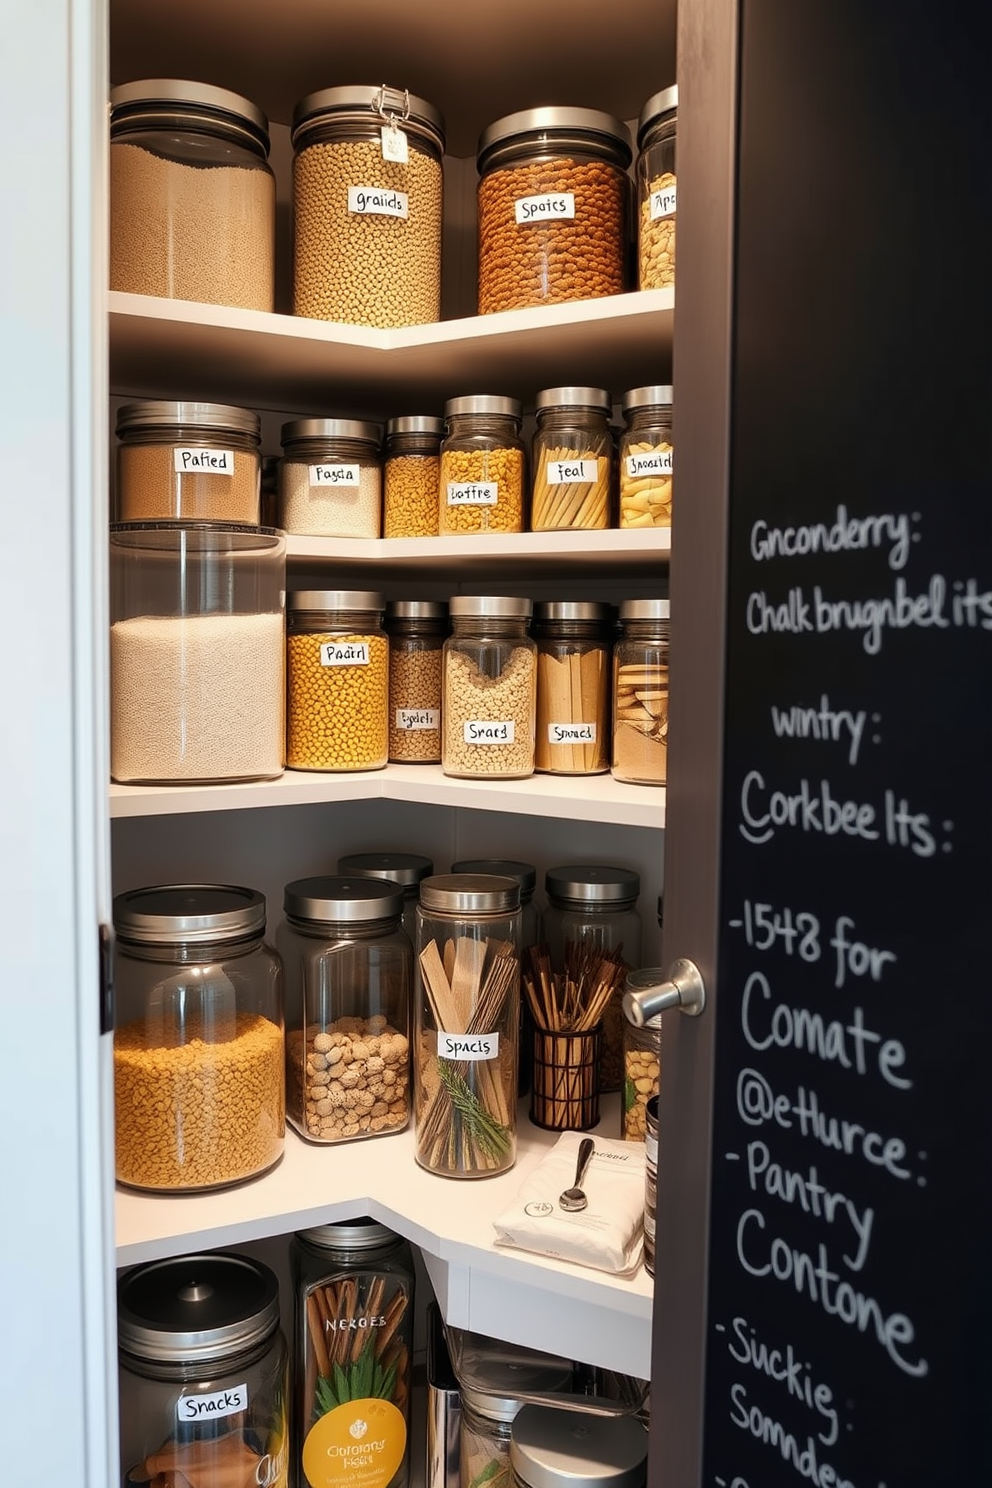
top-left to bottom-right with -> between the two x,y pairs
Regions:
116,401 -> 261,523
439,396 -> 525,534
286,591 -> 388,771
612,598 -> 670,784
385,600 -> 448,763
384,416 -> 444,537
533,601 -> 611,774
636,86 -> 677,290
279,419 -> 382,538
442,597 -> 536,779
619,387 -> 673,529
530,388 -> 612,531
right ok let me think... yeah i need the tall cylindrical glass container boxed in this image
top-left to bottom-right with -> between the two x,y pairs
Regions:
533,600 -> 611,774
636,86 -> 677,290
612,598 -> 670,784
439,397 -> 525,534
386,600 -> 448,763
286,591 -> 389,771
442,597 -> 536,779
530,388 -> 612,531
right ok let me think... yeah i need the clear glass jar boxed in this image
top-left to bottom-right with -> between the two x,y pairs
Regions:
385,600 -> 448,764
384,416 -> 444,538
113,884 -> 285,1192
287,590 -> 389,771
439,397 -> 525,534
510,1407 -> 647,1488
530,388 -> 612,531
293,1220 -> 415,1488
636,86 -> 677,291
533,601 -> 611,775
292,86 -> 445,327
278,876 -> 412,1143
280,419 -> 382,538
110,523 -> 285,783
442,597 -> 536,779
461,1384 -> 565,1488
415,874 -> 521,1178
612,599 -> 669,785
477,107 -> 631,314
336,851 -> 436,941
115,400 -> 261,524
118,1252 -> 289,1488
110,79 -> 275,310
619,387 -> 673,529
622,1011 -> 660,1142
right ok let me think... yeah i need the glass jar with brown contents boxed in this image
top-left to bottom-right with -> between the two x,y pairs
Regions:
115,400 -> 261,524
533,601 -> 611,774
612,599 -> 670,784
384,415 -> 444,537
385,600 -> 448,763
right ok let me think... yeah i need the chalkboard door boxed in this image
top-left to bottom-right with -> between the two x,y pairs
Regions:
652,1 -> 992,1484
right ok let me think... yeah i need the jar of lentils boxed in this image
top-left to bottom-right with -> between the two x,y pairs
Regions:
385,600 -> 448,763
619,387 -> 673,529
439,396 -> 525,534
612,598 -> 670,784
636,86 -> 677,290
530,387 -> 612,531
279,418 -> 382,538
443,597 -> 536,779
476,107 -> 631,314
286,591 -> 388,771
292,85 -> 445,327
115,400 -> 261,524
384,415 -> 444,537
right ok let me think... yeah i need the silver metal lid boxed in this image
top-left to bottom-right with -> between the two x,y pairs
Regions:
283,875 -> 405,924
288,590 -> 385,612
419,873 -> 520,915
510,1405 -> 647,1488
451,860 -> 537,897
533,601 -> 610,624
116,400 -> 261,439
384,601 -> 448,621
478,107 -> 631,164
545,866 -> 640,906
622,386 -> 673,413
117,1253 -> 279,1364
535,387 -> 611,414
449,595 -> 532,619
281,417 -> 381,447
637,86 -> 678,145
113,884 -> 265,945
386,415 -> 445,437
619,599 -> 670,621
460,1369 -> 571,1424
336,852 -> 435,889
297,1217 -> 401,1251
292,85 -> 445,150
444,394 -> 522,421
109,79 -> 269,142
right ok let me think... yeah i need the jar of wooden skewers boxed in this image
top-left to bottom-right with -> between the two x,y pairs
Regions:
415,873 -> 521,1177
533,600 -> 611,774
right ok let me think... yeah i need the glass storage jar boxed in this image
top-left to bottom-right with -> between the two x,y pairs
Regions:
112,884 -> 285,1192
618,387 -> 673,529
280,418 -> 382,538
636,86 -> 677,290
115,400 -> 261,524
385,600 -> 448,763
287,591 -> 389,771
293,1220 -> 415,1488
278,876 -> 412,1143
336,851 -> 435,941
384,416 -> 444,537
439,396 -> 525,534
292,85 -> 445,327
118,1252 -> 289,1488
530,388 -> 612,531
533,601 -> 611,775
415,874 -> 521,1178
510,1407 -> 647,1488
621,1005 -> 660,1143
110,523 -> 285,783
110,79 -> 275,310
443,597 -> 536,779
461,1382 -> 567,1488
612,599 -> 669,784
477,107 -> 631,314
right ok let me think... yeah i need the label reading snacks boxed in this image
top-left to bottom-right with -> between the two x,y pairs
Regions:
446,482 -> 498,506
548,721 -> 597,744
626,449 -> 673,477
547,459 -> 599,484
437,1032 -> 500,1061
395,708 -> 440,731
347,186 -> 409,218
177,1382 -> 248,1422
514,192 -> 576,224
320,641 -> 370,667
463,720 -> 515,744
310,463 -> 361,487
173,447 -> 235,474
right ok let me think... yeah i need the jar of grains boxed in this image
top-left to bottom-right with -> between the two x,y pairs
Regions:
277,876 -> 412,1144
336,852 -> 435,943
533,600 -> 611,774
530,387 -> 613,531
476,107 -> 631,315
286,591 -> 388,771
110,523 -> 285,784
112,884 -> 285,1192
439,396 -> 525,535
510,1407 -> 647,1488
384,600 -> 448,763
636,85 -> 677,290
115,400 -> 261,524
612,598 -> 669,784
619,386 -> 673,529
442,596 -> 536,779
279,418 -> 382,538
415,874 -> 521,1178
118,1253 -> 289,1488
384,415 -> 444,537
110,79 -> 275,310
292,85 -> 445,327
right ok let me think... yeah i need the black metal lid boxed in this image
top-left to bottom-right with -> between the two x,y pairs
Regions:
113,884 -> 266,945
118,1253 -> 279,1363
283,875 -> 405,925
451,860 -> 537,898
545,866 -> 640,907
336,852 -> 435,889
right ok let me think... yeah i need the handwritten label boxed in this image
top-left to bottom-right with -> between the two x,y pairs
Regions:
546,459 -> 599,485
177,1383 -> 247,1421
548,722 -> 597,744
395,708 -> 439,731
447,482 -> 497,506
310,463 -> 360,487
173,447 -> 234,475
626,449 -> 673,478
650,182 -> 677,218
514,192 -> 576,224
437,1032 -> 500,1061
347,186 -> 409,218
381,123 -> 408,163
463,720 -> 515,744
320,641 -> 370,667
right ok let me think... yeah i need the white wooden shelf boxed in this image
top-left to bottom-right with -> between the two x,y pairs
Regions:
286,527 -> 669,575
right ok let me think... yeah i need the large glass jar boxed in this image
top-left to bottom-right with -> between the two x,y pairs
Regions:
510,1407 -> 647,1488
118,1252 -> 289,1488
115,400 -> 261,524
278,876 -> 412,1143
439,396 -> 525,535
280,419 -> 382,538
293,1220 -> 415,1488
292,86 -> 445,327
477,108 -> 631,314
415,874 -> 521,1178
636,86 -> 677,290
110,79 -> 275,310
336,851 -> 435,941
443,597 -> 536,779
612,598 -> 670,784
110,523 -> 285,783
385,600 -> 448,763
113,884 -> 285,1192
384,416 -> 444,537
533,601 -> 611,775
287,591 -> 389,771
530,388 -> 612,532
618,387 -> 673,529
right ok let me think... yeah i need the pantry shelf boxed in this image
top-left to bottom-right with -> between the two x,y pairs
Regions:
286,528 -> 669,575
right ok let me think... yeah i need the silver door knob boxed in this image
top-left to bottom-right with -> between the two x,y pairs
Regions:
623,959 -> 706,1025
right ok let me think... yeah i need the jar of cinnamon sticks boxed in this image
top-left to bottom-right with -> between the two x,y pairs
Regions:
533,601 -> 611,774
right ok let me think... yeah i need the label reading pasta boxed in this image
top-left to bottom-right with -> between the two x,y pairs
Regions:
176,1382 -> 248,1422
514,192 -> 576,224
310,463 -> 361,487
463,719 -> 515,744
626,449 -> 673,478
380,123 -> 408,163
650,182 -> 677,218
546,459 -> 599,485
320,641 -> 370,667
347,186 -> 409,218
173,447 -> 234,474
437,1032 -> 500,1061
446,482 -> 498,506
548,722 -> 597,744
395,708 -> 440,731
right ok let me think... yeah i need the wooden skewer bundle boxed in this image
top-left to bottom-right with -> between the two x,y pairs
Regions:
535,645 -> 607,773
522,942 -> 626,1129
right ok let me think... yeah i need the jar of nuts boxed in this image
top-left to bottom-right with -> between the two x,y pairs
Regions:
278,876 -> 412,1144
531,387 -> 613,531
612,599 -> 669,785
279,418 -> 382,538
619,386 -> 673,529
439,396 -> 525,535
636,86 -> 677,290
384,415 -> 444,537
443,596 -> 536,779
384,600 -> 448,764
621,1009 -> 660,1141
286,590 -> 389,771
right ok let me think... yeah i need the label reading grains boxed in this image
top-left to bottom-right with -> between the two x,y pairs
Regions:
177,1382 -> 248,1422
626,449 -> 673,478
650,182 -> 677,219
546,459 -> 599,485
463,719 -> 515,744
347,186 -> 409,218
319,641 -> 370,667
173,447 -> 235,475
514,192 -> 576,224
446,482 -> 498,506
309,463 -> 361,487
548,721 -> 597,744
381,123 -> 409,163
396,708 -> 440,731
437,1032 -> 500,1061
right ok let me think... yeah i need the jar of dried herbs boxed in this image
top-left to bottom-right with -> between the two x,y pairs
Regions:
533,600 -> 611,774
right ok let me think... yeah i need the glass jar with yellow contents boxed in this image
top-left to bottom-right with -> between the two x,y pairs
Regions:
287,591 -> 388,771
439,395 -> 525,535
619,386 -> 673,529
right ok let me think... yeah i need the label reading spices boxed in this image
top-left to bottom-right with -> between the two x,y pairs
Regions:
380,123 -> 408,163
173,447 -> 235,475
548,722 -> 597,744
395,708 -> 440,730
650,182 -> 677,219
320,641 -> 371,667
446,482 -> 498,506
177,1382 -> 248,1421
463,719 -> 515,744
347,186 -> 409,219
437,1032 -> 500,1061
547,459 -> 599,485
514,192 -> 576,224
626,449 -> 673,478
310,463 -> 361,487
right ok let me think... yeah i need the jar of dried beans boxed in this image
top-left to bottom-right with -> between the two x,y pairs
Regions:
384,415 -> 444,537
336,851 -> 435,942
442,596 -> 536,779
636,86 -> 677,290
619,386 -> 673,529
530,388 -> 613,531
612,599 -> 670,784
286,591 -> 389,771
533,600 -> 611,774
115,400 -> 261,524
384,600 -> 448,763
279,419 -> 382,538
476,107 -> 631,314
439,396 -> 525,535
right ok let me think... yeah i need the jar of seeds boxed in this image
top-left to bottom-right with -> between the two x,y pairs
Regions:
442,597 -> 536,779
384,416 -> 444,537
385,600 -> 448,763
279,419 -> 382,538
439,396 -> 525,535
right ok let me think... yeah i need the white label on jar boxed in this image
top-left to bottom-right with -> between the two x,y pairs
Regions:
309,463 -> 361,487
463,719 -> 515,744
381,123 -> 409,163
173,447 -> 235,475
395,707 -> 440,730
177,1382 -> 248,1422
514,192 -> 576,224
650,182 -> 677,219
626,449 -> 673,478
546,459 -> 599,485
446,482 -> 498,506
646,1130 -> 658,1166
347,185 -> 409,218
548,721 -> 597,744
437,1031 -> 500,1061
319,641 -> 370,666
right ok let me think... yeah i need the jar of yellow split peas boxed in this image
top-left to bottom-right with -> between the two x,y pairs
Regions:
618,386 -> 673,529
286,591 -> 388,771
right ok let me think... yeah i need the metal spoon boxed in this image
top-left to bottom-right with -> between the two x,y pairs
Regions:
559,1137 -> 595,1211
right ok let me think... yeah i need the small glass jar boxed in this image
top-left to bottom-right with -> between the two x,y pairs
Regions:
280,419 -> 382,538
336,851 -> 435,941
278,876 -> 411,1143
292,85 -> 445,327
530,388 -> 612,531
293,1220 -> 415,1488
636,86 -> 677,291
443,597 -> 536,779
110,523 -> 285,784
385,600 -> 448,763
113,884 -> 285,1192
510,1406 -> 647,1488
622,1009 -> 660,1143
287,590 -> 389,771
533,601 -> 611,775
439,396 -> 525,535
118,1252 -> 289,1488
110,79 -> 275,310
619,387 -> 673,529
115,400 -> 261,523
612,599 -> 670,785
477,108 -> 631,314
384,416 -> 444,537
415,874 -> 521,1178
460,1371 -> 570,1488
